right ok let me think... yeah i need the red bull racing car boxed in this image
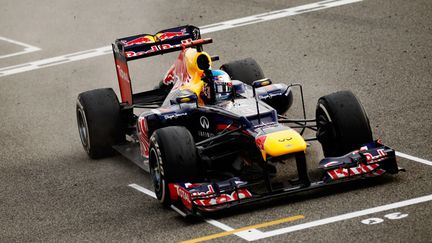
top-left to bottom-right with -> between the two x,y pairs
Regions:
76,25 -> 401,216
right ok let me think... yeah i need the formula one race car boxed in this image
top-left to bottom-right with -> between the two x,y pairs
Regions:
76,25 -> 401,216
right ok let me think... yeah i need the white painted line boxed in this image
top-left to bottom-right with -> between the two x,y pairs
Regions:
0,36 -> 41,59
204,218 -> 264,241
248,193 -> 432,240
0,0 -> 362,77
128,183 -> 156,198
0,46 -> 110,77
171,205 -> 188,217
200,0 -> 361,33
128,183 -> 262,241
396,151 -> 432,167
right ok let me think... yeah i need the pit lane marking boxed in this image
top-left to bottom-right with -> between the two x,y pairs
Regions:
247,194 -> 432,241
361,212 -> 409,225
202,218 -> 264,241
0,0 -> 362,77
0,36 -> 41,59
129,183 -> 157,198
396,151 -> 432,167
128,183 -> 263,241
180,215 -> 305,243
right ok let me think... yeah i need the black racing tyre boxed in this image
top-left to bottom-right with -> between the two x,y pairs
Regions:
76,88 -> 124,159
149,126 -> 201,207
316,90 -> 372,157
220,57 -> 265,85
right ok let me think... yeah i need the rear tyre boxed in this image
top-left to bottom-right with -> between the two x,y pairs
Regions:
149,126 -> 201,207
221,58 -> 293,114
220,57 -> 265,85
316,90 -> 372,157
76,88 -> 124,159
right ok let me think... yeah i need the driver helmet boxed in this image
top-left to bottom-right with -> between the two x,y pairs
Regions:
211,70 -> 232,101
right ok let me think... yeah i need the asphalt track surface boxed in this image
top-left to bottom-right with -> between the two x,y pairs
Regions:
1,0 -> 431,242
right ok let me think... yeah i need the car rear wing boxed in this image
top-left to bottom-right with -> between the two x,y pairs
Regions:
112,25 -> 212,105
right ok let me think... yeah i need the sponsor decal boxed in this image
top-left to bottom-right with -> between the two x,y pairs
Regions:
198,131 -> 214,138
352,148 -> 387,164
156,28 -> 187,41
150,136 -> 164,176
114,59 -> 132,104
199,116 -> 210,129
193,189 -> 253,207
362,149 -> 387,164
124,28 -> 188,47
124,35 -> 155,47
174,185 -> 192,209
125,39 -> 193,58
163,112 -> 187,119
191,185 -> 215,197
327,163 -> 386,180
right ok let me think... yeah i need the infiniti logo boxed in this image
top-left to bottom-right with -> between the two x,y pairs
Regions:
200,116 -> 210,129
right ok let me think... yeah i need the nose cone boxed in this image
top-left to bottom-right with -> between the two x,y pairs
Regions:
259,129 -> 307,158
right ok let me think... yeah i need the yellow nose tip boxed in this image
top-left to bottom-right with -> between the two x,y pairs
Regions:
261,129 -> 307,157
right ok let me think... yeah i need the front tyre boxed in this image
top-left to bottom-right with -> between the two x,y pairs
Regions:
149,126 -> 201,207
76,88 -> 124,159
316,90 -> 372,157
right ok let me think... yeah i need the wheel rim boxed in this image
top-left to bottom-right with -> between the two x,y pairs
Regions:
150,148 -> 162,193
76,106 -> 90,150
316,104 -> 335,142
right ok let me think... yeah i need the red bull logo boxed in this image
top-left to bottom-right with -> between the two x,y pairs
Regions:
124,35 -> 155,47
156,30 -> 187,41
124,38 -> 193,59
123,28 -> 188,47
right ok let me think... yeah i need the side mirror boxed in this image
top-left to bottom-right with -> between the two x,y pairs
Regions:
252,78 -> 272,88
251,79 -> 272,125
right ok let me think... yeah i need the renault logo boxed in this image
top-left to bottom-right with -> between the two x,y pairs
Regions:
200,116 -> 210,129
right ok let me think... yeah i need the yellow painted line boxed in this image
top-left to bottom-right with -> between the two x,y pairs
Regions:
180,215 -> 304,243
